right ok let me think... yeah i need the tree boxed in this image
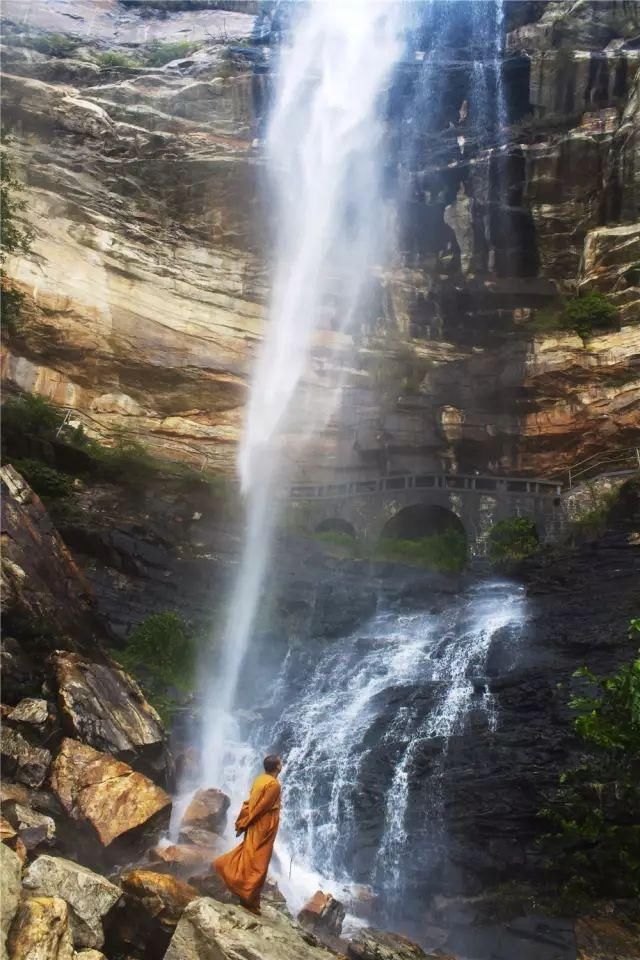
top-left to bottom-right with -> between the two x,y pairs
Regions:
1,148 -> 33,334
540,620 -> 640,898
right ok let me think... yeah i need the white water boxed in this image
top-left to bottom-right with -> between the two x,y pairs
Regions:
199,3 -> 404,789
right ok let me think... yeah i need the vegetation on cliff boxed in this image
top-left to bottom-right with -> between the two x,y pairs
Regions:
541,622 -> 640,899
487,517 -> 539,565
1,148 -> 33,335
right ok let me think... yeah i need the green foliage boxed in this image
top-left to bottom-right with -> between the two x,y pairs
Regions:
90,438 -> 157,486
314,530 -> 357,550
526,293 -> 618,341
144,40 -> 197,67
561,293 -> 618,339
96,51 -> 138,69
487,517 -> 539,564
117,611 -> 197,724
11,459 -> 73,501
571,487 -> 620,537
20,32 -> 78,58
375,528 -> 468,574
540,622 -> 640,898
2,394 -> 64,436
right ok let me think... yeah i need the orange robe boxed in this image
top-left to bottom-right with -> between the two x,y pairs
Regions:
214,773 -> 281,907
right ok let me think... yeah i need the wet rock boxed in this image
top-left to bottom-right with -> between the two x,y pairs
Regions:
180,788 -> 230,835
575,915 -> 640,960
347,884 -> 379,921
0,727 -> 51,788
50,738 -> 171,847
23,856 -> 121,950
347,929 -> 433,960
0,844 -> 22,960
7,896 -> 75,960
8,698 -> 49,727
298,891 -> 345,937
51,651 -> 170,782
4,803 -> 55,853
178,825 -> 223,848
121,869 -> 198,927
0,638 -> 40,707
165,898 -> 335,960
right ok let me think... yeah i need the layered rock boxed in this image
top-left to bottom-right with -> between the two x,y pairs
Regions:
50,738 -> 171,847
51,651 -> 170,782
1,466 -> 100,652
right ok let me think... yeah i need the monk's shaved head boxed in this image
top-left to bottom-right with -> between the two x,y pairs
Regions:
263,755 -> 282,775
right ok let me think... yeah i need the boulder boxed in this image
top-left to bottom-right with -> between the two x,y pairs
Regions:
120,869 -> 198,927
0,466 -> 100,649
74,952 -> 106,960
165,898 -> 335,960
4,803 -> 55,852
298,891 -> 346,937
180,789 -> 230,835
9,699 -> 49,727
50,738 -> 171,847
347,929 -> 432,960
51,651 -> 170,782
7,896 -> 75,960
178,825 -> 224,849
348,884 -> 379,920
0,727 -> 50,788
0,844 -> 22,960
23,856 -> 122,949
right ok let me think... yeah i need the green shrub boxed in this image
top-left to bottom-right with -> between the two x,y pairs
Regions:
487,517 -> 539,564
1,150 -> 34,335
561,292 -> 618,339
92,438 -> 157,486
2,394 -> 63,436
540,621 -> 640,898
11,459 -> 73,500
314,530 -> 357,549
571,487 -> 620,537
117,611 -> 197,723
375,527 -> 468,574
96,51 -> 138,69
144,40 -> 197,67
24,32 -> 78,58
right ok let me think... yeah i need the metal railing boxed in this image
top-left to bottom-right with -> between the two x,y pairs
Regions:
565,447 -> 640,488
290,471 -> 561,501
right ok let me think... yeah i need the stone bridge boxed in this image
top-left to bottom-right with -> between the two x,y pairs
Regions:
289,471 -> 564,555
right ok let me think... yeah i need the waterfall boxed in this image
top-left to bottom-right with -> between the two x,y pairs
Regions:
199,2 -> 404,789
263,581 -> 527,918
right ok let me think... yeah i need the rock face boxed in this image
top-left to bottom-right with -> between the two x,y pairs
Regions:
575,915 -> 640,960
1,466 -> 101,654
165,898 -> 334,960
0,845 -> 22,960
7,896 -> 75,960
1,1 -> 637,483
50,738 -> 171,847
298,891 -> 346,938
347,929 -> 432,960
120,869 -> 198,928
23,856 -> 121,949
51,651 -> 170,782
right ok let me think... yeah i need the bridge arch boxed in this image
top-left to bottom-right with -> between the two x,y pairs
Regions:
315,517 -> 357,539
380,503 -> 467,543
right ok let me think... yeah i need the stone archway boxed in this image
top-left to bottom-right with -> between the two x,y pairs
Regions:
315,517 -> 357,538
380,503 -> 467,543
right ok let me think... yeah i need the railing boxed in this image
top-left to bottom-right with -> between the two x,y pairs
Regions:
565,447 -> 640,488
290,471 -> 562,501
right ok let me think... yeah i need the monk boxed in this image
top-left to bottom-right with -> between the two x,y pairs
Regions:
214,754 -> 282,915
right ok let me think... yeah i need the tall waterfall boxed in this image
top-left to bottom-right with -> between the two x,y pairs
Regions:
200,2 -> 404,787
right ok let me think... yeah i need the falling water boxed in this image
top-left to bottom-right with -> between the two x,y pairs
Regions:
200,3 -> 404,789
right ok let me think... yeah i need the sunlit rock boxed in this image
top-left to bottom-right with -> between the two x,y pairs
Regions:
50,738 -> 171,847
347,928 -> 437,959
165,898 -> 335,960
0,844 -> 22,960
8,699 -> 49,728
8,896 -> 75,960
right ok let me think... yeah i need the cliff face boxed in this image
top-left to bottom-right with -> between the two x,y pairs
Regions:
1,0 -> 639,479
